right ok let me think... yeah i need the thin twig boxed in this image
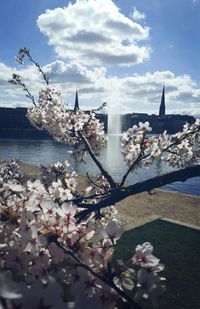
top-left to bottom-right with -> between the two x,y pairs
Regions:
86,172 -> 102,188
163,125 -> 200,151
20,48 -> 49,85
91,101 -> 107,113
9,76 -> 36,106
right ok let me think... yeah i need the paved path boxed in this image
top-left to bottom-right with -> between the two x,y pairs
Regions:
116,189 -> 200,230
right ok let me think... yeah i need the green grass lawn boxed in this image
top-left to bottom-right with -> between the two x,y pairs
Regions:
114,219 -> 200,309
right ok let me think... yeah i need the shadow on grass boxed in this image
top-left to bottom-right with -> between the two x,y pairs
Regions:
114,219 -> 200,309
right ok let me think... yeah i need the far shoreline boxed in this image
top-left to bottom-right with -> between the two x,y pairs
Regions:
1,159 -> 200,197
18,160 -> 200,198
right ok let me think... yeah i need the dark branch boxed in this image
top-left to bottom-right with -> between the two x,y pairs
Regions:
76,165 -> 200,220
78,131 -> 117,188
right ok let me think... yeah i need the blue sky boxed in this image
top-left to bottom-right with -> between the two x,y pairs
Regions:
0,0 -> 200,115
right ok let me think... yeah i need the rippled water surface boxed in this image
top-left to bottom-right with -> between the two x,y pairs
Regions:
0,137 -> 199,196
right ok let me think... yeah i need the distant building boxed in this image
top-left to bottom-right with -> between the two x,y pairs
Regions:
159,85 -> 165,116
74,90 -> 79,111
121,87 -> 196,133
0,89 -> 196,138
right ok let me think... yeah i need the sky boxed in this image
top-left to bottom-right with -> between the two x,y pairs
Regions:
0,0 -> 200,116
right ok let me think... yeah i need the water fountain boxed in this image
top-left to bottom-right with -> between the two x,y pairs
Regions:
106,99 -> 122,180
107,105 -> 121,135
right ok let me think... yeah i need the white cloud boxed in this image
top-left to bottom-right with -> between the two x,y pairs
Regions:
0,63 -> 24,100
37,0 -> 150,67
0,62 -> 49,108
44,60 -> 106,85
1,60 -> 200,115
132,7 -> 146,21
109,71 -> 200,114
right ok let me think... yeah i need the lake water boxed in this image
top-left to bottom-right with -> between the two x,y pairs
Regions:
0,137 -> 199,196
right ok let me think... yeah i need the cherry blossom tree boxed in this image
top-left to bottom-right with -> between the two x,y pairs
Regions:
0,48 -> 199,308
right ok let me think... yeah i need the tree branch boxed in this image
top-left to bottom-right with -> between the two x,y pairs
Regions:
18,48 -> 49,85
9,75 -> 36,106
120,125 -> 200,187
78,131 -> 117,188
76,165 -> 200,220
58,244 -> 142,309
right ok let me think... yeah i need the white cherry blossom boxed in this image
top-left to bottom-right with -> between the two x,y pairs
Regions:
23,225 -> 47,254
101,220 -> 123,244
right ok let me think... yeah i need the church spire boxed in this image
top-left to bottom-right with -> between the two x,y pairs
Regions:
74,90 -> 79,112
159,85 -> 165,116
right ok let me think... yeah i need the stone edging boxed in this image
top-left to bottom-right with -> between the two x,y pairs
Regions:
161,217 -> 200,230
121,215 -> 200,231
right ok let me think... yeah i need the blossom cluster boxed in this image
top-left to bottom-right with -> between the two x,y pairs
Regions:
26,87 -> 106,158
0,160 -> 25,183
0,160 -> 165,308
121,120 -> 200,170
